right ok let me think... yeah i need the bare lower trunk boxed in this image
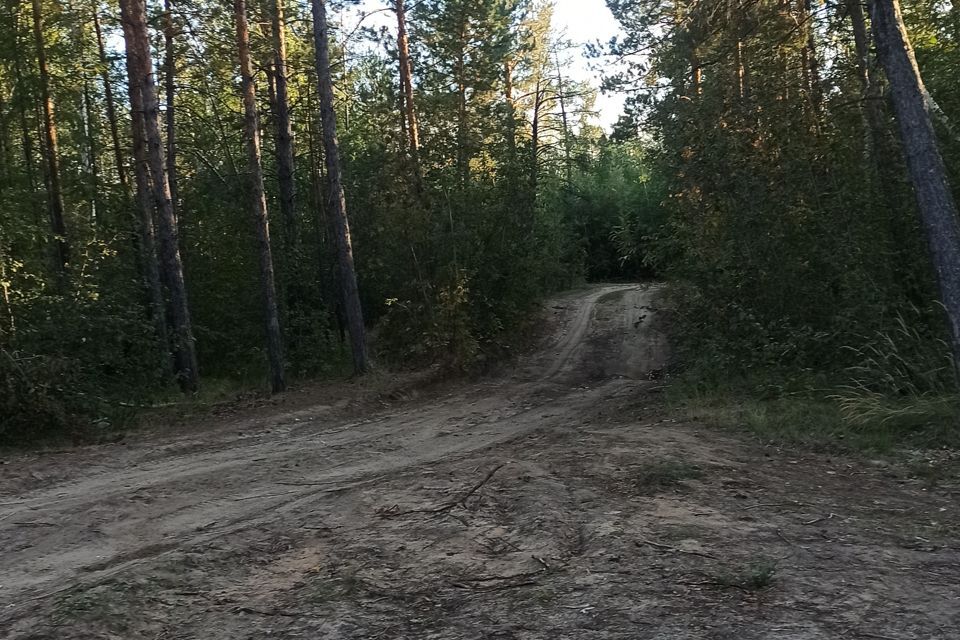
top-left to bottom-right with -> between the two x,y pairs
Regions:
0,231 -> 13,345
30,0 -> 69,278
870,0 -> 960,380
311,0 -> 369,374
121,0 -> 199,391
94,9 -> 127,188
235,0 -> 286,393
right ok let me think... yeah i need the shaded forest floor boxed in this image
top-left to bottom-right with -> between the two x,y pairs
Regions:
2,284 -> 958,639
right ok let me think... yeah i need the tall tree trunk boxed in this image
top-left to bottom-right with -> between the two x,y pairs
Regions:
869,0 -> 960,379
455,21 -> 469,186
848,0 -> 887,151
0,230 -> 13,346
530,80 -> 543,209
797,0 -> 822,127
93,8 -> 127,188
164,0 -> 180,220
311,0 -> 369,374
395,0 -> 422,186
30,0 -> 69,278
690,49 -> 702,98
12,12 -> 36,194
81,80 -> 100,225
120,0 -> 170,374
235,0 -> 286,393
554,49 -> 573,186
503,59 -> 516,159
120,0 -> 199,391
268,0 -> 297,250
0,87 -> 11,187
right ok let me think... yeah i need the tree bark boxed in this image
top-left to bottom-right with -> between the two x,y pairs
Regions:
0,229 -> 13,346
30,0 -> 69,278
869,0 -> 960,379
311,0 -> 369,374
802,0 -> 823,115
455,19 -> 469,186
235,0 -> 286,393
554,49 -> 573,186
120,0 -> 170,375
120,0 -> 199,391
164,0 -> 180,220
395,0 -> 422,186
11,5 -> 37,194
81,80 -> 100,224
93,9 -> 127,188
268,0 -> 297,250
531,80 -> 543,203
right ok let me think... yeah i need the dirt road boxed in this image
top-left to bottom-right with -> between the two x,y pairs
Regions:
1,284 -> 957,639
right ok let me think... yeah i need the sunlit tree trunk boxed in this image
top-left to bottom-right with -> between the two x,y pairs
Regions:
455,19 -> 469,186
120,0 -> 199,391
30,0 -> 69,278
395,0 -> 422,187
235,0 -> 286,393
870,0 -> 960,379
311,0 -> 369,374
0,223 -> 13,345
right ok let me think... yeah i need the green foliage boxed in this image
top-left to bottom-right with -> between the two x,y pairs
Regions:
834,309 -> 959,430
600,0 -> 960,432
713,559 -> 778,591
1,291 -> 166,444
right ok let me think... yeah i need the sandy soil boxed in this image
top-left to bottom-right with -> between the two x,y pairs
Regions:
1,283 -> 957,639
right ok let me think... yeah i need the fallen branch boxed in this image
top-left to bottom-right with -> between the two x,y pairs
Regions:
234,606 -> 299,617
803,513 -> 835,526
380,464 -> 507,517
636,538 -> 717,560
744,501 -> 805,511
451,579 -> 538,591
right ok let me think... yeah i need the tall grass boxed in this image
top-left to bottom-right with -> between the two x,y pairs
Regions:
834,309 -> 958,431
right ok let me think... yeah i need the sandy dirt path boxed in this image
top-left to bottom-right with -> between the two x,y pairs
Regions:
1,283 -> 957,639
